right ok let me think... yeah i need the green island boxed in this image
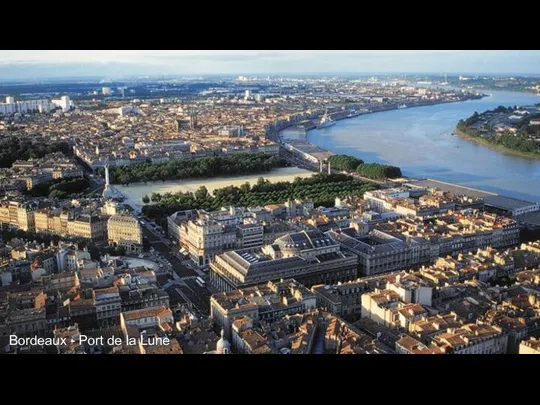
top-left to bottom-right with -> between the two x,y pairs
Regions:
104,153 -> 289,185
141,173 -> 380,219
456,105 -> 540,159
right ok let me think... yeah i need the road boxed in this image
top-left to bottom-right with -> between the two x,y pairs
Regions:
163,284 -> 187,306
141,226 -> 193,277
176,278 -> 212,316
140,222 -> 214,316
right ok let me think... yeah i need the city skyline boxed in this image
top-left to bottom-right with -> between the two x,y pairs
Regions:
1,63 -> 540,355
1,50 -> 540,79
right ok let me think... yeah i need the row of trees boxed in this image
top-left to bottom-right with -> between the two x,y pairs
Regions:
327,154 -> 364,171
327,154 -> 402,179
0,138 -> 72,168
26,177 -> 90,199
141,173 -> 380,219
356,163 -> 402,179
105,153 -> 288,185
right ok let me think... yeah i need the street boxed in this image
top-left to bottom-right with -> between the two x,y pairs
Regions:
141,223 -> 213,316
142,226 -> 196,278
177,278 -> 212,316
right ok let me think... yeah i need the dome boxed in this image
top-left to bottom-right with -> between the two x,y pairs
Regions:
216,329 -> 231,354
274,230 -> 330,256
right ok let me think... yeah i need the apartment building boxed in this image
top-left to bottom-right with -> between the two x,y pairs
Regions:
67,214 -> 107,242
430,323 -> 508,354
210,279 -> 316,338
235,224 -> 264,248
364,188 -> 412,213
122,306 -> 173,330
329,211 -> 520,277
167,209 -> 198,241
0,201 -> 38,231
107,215 -> 143,253
94,286 -> 122,327
328,228 -> 432,276
180,218 -> 237,267
312,280 -> 372,319
361,289 -> 429,331
386,273 -> 433,307
4,203 -> 107,242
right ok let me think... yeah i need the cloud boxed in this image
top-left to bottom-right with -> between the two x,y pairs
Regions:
0,50 -> 538,78
0,50 -> 464,64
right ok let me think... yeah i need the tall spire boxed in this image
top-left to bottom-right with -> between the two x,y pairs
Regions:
102,159 -> 116,200
105,164 -> 110,188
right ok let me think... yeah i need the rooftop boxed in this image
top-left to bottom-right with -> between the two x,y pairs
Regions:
484,195 -> 539,211
211,279 -> 313,312
122,305 -> 171,321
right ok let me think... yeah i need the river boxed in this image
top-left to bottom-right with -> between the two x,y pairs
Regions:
281,90 -> 540,202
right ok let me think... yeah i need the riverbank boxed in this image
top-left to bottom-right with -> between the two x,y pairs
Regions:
283,95 -> 487,137
454,128 -> 540,160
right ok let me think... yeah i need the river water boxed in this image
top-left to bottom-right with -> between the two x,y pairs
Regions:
281,90 -> 540,202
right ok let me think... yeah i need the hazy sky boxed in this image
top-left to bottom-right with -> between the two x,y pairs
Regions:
0,50 -> 539,78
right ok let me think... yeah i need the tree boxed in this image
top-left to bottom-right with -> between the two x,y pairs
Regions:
48,189 -> 68,199
328,154 -> 364,171
356,163 -> 402,179
142,194 -> 150,204
107,153 -> 288,184
0,139 -> 72,169
106,245 -> 126,256
195,185 -> 209,200
141,173 -> 380,220
240,182 -> 251,192
87,244 -> 102,261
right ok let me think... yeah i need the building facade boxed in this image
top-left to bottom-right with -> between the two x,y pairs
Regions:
107,215 -> 143,253
210,230 -> 358,291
